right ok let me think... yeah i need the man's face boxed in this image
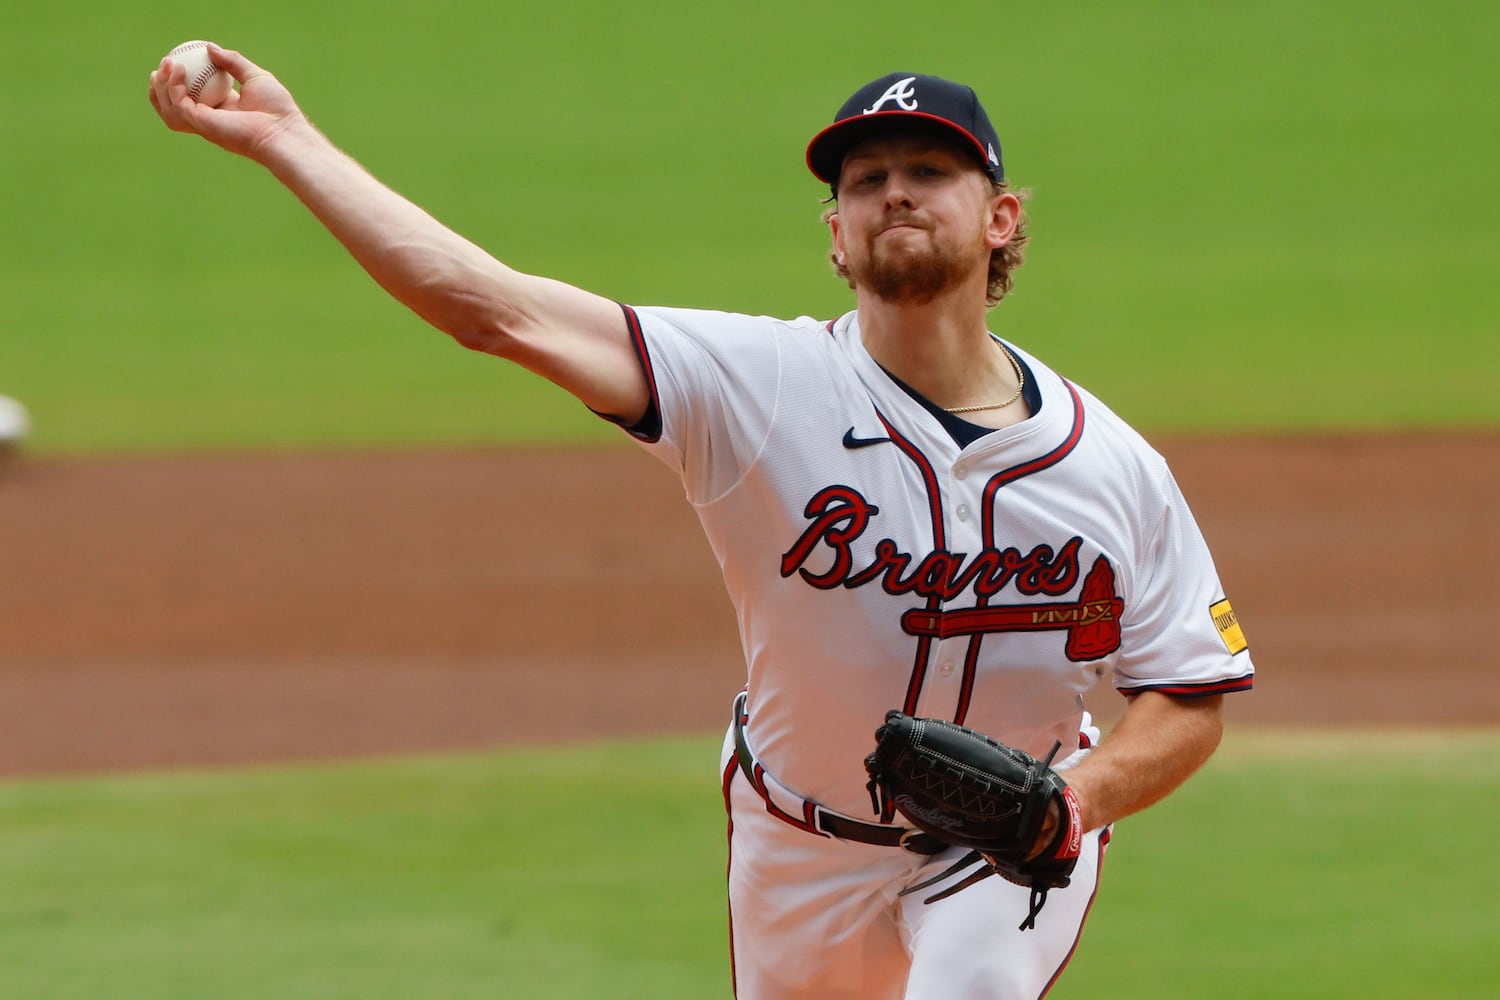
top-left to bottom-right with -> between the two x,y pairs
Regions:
830,131 -> 1002,306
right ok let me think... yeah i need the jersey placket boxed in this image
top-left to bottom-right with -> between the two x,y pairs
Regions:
915,454 -> 987,722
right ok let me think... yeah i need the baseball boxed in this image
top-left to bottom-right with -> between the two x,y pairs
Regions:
0,394 -> 30,446
166,40 -> 234,108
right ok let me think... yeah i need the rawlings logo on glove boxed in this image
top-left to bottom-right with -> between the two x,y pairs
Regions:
864,711 -> 1083,931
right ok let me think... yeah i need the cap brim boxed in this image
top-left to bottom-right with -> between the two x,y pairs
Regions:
805,111 -> 992,186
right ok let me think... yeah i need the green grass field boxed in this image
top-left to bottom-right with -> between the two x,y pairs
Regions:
1,730 -> 1496,999
2,1 -> 1497,453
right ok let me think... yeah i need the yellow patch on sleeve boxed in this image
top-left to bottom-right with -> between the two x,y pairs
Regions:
1210,599 -> 1248,655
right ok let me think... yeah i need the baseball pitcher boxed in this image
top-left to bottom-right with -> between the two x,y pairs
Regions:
150,53 -> 1254,999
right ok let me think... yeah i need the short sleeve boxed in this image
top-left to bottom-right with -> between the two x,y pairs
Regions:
623,305 -> 796,504
1113,469 -> 1255,698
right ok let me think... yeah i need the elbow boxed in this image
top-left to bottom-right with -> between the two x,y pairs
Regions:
446,321 -> 509,356
384,255 -> 537,359
437,295 -> 536,359
1191,694 -> 1227,766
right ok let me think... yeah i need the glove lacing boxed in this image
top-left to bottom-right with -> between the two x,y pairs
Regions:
867,734 -> 1067,931
897,849 -> 1053,930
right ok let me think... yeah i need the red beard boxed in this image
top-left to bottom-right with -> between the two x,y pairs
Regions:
848,225 -> 972,305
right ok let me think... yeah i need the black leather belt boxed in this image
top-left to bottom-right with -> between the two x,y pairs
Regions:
731,692 -> 946,856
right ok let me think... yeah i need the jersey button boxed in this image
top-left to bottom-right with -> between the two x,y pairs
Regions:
939,661 -> 955,677
954,465 -> 968,480
956,504 -> 971,521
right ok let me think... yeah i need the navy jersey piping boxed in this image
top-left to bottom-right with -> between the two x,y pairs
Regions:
609,303 -> 663,442
954,380 -> 1087,724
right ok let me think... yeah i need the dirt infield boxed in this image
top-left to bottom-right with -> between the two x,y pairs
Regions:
1,432 -> 1496,779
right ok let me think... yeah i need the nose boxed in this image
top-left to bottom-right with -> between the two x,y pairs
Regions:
881,176 -> 916,211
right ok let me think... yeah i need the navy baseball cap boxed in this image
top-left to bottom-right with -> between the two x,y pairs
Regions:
806,73 -> 1005,189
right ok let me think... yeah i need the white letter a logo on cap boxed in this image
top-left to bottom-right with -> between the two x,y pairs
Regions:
863,76 -> 919,114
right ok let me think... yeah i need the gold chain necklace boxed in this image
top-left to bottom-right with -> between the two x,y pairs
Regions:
944,341 -> 1025,414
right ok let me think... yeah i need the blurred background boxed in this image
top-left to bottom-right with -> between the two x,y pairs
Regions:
3,0 -> 1497,453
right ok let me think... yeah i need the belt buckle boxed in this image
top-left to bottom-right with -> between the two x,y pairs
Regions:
899,829 -> 942,855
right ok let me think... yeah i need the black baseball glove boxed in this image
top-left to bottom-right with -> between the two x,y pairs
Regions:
864,710 -> 1084,930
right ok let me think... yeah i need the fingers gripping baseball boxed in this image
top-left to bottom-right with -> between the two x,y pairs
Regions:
148,44 -> 304,161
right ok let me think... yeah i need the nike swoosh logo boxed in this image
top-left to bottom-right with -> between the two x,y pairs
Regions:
843,427 -> 893,449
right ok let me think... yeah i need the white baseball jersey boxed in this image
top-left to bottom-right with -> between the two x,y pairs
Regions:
619,304 -> 1253,820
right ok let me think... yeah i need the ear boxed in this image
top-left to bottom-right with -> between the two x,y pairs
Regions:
984,192 -> 1022,250
829,210 -> 847,265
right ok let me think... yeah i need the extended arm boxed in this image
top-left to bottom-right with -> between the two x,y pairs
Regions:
147,45 -> 648,423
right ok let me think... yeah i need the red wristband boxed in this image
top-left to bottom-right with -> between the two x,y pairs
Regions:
1055,786 -> 1084,860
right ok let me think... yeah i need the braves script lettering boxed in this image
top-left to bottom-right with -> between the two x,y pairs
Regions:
780,485 -> 1082,600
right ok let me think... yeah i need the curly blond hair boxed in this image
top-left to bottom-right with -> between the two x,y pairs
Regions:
822,181 -> 1030,307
